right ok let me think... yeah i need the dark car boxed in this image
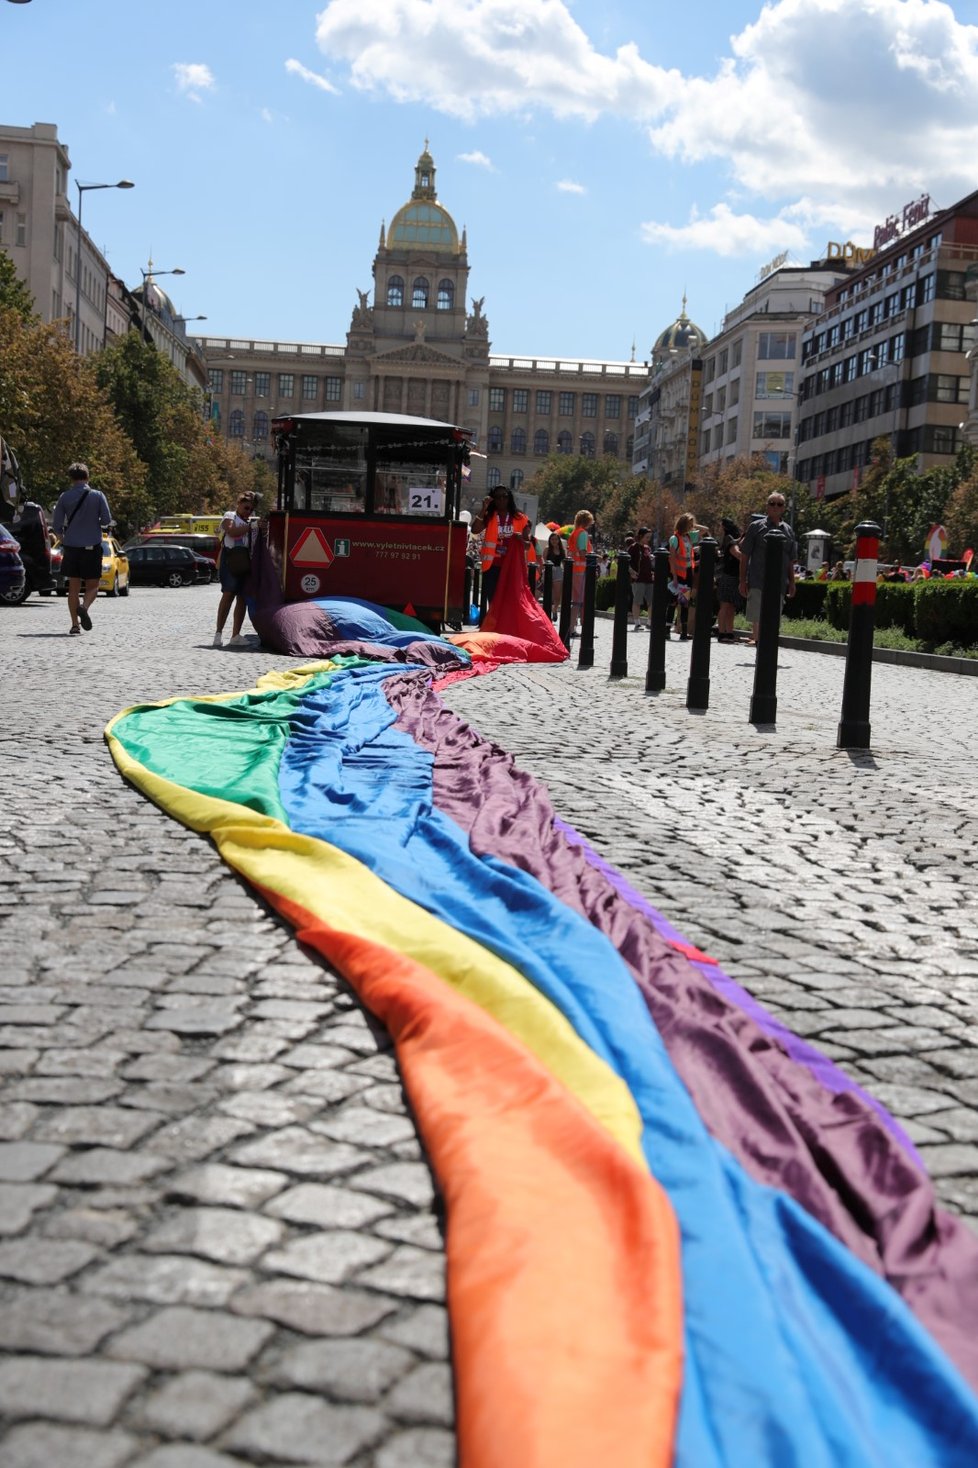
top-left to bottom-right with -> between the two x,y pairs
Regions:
190,551 -> 216,583
0,502 -> 55,604
126,543 -> 199,588
0,524 -> 27,604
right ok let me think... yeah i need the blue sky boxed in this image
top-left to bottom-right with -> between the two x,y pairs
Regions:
6,0 -> 978,360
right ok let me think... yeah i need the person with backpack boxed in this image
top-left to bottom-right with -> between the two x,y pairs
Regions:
51,463 -> 113,636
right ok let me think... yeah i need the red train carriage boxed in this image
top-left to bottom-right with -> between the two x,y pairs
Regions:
267,411 -> 471,629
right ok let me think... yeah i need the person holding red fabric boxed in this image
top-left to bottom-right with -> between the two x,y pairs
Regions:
472,486 -> 532,612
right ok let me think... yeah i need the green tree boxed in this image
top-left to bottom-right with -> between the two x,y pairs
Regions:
528,454 -> 639,536
0,248 -> 36,321
0,306 -> 145,515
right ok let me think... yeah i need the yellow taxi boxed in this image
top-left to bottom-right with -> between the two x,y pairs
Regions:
52,535 -> 130,596
99,536 -> 130,596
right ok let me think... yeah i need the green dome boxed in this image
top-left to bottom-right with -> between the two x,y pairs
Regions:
388,199 -> 459,254
653,300 -> 707,365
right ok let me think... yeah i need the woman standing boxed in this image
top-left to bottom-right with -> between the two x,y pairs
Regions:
716,517 -> 742,643
545,530 -> 566,621
213,491 -> 256,648
472,485 -> 532,614
667,511 -> 707,640
568,509 -> 594,639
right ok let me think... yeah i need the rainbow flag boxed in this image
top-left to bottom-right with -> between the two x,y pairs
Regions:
107,654 -> 978,1468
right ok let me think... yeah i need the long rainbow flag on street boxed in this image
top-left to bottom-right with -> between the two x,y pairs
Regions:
107,632 -> 978,1467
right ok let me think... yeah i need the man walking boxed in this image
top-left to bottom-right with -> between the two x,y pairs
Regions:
52,463 -> 112,636
738,492 -> 796,645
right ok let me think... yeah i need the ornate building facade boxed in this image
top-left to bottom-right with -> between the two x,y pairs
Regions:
199,148 -> 646,509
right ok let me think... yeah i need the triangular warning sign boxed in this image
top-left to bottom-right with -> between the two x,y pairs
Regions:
292,527 -> 334,567
403,602 -> 417,617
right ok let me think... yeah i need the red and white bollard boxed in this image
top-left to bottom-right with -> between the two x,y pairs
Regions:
837,521 -> 881,749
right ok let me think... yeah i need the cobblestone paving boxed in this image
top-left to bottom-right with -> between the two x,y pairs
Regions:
1,590 -> 976,1464
1,589 -> 452,1468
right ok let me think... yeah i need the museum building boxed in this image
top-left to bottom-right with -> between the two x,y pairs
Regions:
199,147 -> 647,507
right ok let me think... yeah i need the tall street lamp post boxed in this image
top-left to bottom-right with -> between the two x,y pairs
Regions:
140,263 -> 185,344
74,179 -> 134,354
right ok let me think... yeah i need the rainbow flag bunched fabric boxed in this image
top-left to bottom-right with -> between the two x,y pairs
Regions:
107,655 -> 978,1468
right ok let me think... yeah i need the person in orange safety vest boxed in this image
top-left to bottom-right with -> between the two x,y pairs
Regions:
472,485 -> 532,613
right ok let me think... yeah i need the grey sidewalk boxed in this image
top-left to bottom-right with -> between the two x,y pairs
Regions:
1,588 -> 976,1466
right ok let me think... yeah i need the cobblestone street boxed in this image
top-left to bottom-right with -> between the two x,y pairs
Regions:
1,586 -> 976,1466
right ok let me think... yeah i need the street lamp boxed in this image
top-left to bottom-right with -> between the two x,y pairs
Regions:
140,262 -> 185,344
74,179 -> 134,353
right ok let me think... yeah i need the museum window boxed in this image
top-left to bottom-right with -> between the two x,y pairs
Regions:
278,374 -> 294,398
208,369 -> 224,392
510,469 -> 524,490
513,389 -> 528,413
412,277 -> 429,309
254,372 -> 270,397
302,375 -> 318,400
580,431 -> 596,457
325,376 -> 342,402
252,411 -> 269,440
511,428 -> 527,454
603,431 -> 618,455
231,371 -> 247,395
487,467 -> 501,489
468,388 -> 480,407
353,381 -> 365,400
536,390 -> 552,414
559,391 -> 575,415
581,393 -> 598,417
627,396 -> 639,419
489,387 -> 505,411
557,430 -> 573,454
534,429 -> 550,455
605,395 -> 621,420
488,426 -> 503,452
229,410 -> 244,438
387,276 -> 404,307
437,279 -> 454,310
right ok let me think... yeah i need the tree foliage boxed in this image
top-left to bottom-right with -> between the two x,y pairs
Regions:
0,307 -> 145,513
0,248 -> 36,322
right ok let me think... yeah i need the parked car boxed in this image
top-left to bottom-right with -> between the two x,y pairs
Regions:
0,524 -> 27,604
126,543 -> 199,588
189,551 -> 216,583
0,502 -> 55,603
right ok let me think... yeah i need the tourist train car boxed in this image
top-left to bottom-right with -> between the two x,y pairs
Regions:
267,410 -> 470,627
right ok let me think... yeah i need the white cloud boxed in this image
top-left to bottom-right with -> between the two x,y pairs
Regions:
556,179 -> 586,195
458,150 -> 495,170
172,62 -> 215,103
260,107 -> 274,123
313,0 -> 682,122
307,0 -> 978,253
285,57 -> 340,94
641,202 -> 809,257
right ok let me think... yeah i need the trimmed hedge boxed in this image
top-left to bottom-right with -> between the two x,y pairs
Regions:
914,581 -> 978,645
783,581 -> 827,621
825,578 -> 978,644
596,575 -> 616,611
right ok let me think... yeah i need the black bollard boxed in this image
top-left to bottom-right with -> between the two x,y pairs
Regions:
645,547 -> 670,693
748,528 -> 786,725
687,537 -> 717,711
837,521 -> 881,749
609,549 -> 632,678
542,561 -> 553,619
463,565 -> 473,625
558,564 -> 573,650
578,554 -> 598,669
479,568 -> 489,627
528,561 -> 537,598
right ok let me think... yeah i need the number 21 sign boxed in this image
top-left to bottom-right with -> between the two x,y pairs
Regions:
408,485 -> 444,515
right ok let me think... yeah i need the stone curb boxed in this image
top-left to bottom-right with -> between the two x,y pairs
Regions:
592,611 -> 978,676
